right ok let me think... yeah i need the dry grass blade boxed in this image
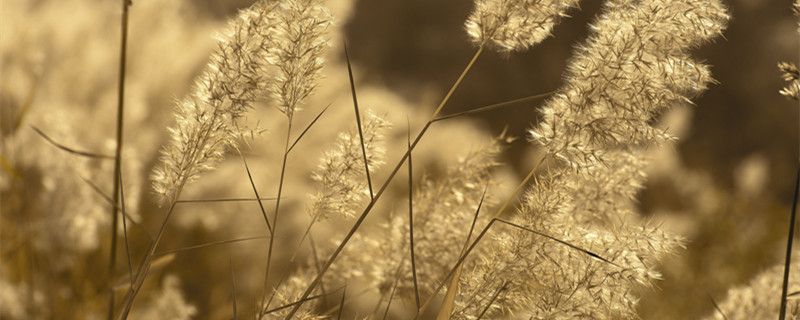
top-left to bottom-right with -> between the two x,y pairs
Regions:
287,103 -> 331,154
780,168 -> 800,320
433,91 -> 554,122
31,126 -> 113,159
118,170 -> 134,288
407,118 -> 421,311
237,149 -> 272,234
285,44 -> 485,319
436,184 -> 488,320
344,43 -> 374,200
108,0 -> 131,317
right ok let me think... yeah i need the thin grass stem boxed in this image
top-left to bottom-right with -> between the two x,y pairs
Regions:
433,91 -> 554,122
407,119 -> 421,311
237,150 -> 272,234
118,170 -> 133,288
107,1 -> 131,316
31,126 -> 113,159
287,104 -> 331,154
779,167 -> 800,320
261,118 -> 294,312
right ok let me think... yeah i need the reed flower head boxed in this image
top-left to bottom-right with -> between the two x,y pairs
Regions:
465,0 -> 580,52
529,0 -> 728,172
152,0 -> 330,205
268,0 -> 332,118
309,111 -> 390,220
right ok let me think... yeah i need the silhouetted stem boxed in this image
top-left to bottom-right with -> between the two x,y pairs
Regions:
107,0 -> 130,318
779,167 -> 800,320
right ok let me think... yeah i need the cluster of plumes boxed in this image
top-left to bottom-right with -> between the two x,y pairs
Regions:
453,0 -> 728,318
702,257 -> 800,320
308,112 -> 390,220
151,0 -> 330,205
464,0 -> 580,52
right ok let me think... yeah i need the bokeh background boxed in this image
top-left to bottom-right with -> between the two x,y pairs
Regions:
1,0 -> 798,318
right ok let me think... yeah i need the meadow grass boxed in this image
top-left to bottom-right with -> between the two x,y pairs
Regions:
2,0 -> 800,319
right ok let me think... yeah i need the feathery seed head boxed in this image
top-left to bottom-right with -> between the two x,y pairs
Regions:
152,0 -> 331,205
465,0 -> 580,52
309,111 -> 390,220
529,0 -> 728,171
269,0 -> 331,118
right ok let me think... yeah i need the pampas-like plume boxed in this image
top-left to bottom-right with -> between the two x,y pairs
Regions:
269,0 -> 331,118
453,0 -> 728,318
309,111 -> 390,220
151,0 -> 330,205
529,0 -> 728,172
465,0 -> 580,52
